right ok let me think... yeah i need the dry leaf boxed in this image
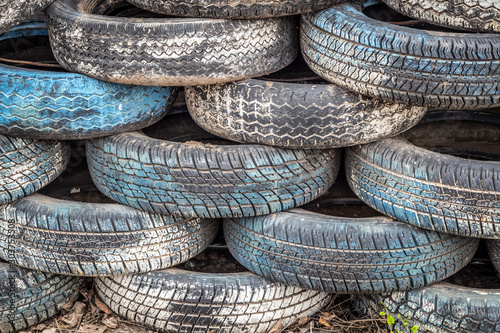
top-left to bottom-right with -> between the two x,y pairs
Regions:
297,317 -> 310,326
268,319 -> 282,333
61,302 -> 86,327
95,297 -> 113,314
102,315 -> 119,329
41,328 -> 58,333
79,323 -> 107,333
318,316 -> 332,328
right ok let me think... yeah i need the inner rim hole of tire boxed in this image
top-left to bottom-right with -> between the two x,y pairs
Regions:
44,185 -> 116,203
302,199 -> 382,218
176,247 -> 247,273
97,0 -> 174,18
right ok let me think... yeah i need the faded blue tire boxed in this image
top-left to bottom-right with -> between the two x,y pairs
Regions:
223,199 -> 478,294
0,136 -> 69,204
0,261 -> 82,332
0,0 -> 54,34
0,22 -> 177,140
300,0 -> 500,110
86,113 -> 341,219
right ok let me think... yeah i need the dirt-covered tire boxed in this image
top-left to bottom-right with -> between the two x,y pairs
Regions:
346,114 -> 500,239
0,186 -> 219,276
300,0 -> 500,110
223,199 -> 479,294
96,268 -> 331,332
86,113 -> 341,219
0,261 -> 82,332
381,0 -> 500,33
46,0 -> 298,86
125,0 -> 343,18
487,239 -> 500,276
0,0 -> 54,34
357,282 -> 500,332
0,22 -> 177,140
185,72 -> 428,149
0,136 -> 69,204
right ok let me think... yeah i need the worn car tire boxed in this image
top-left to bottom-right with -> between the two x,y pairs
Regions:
300,0 -> 500,109
0,185 -> 219,276
87,113 -> 340,219
0,136 -> 69,204
125,0 -> 343,18
357,282 -> 500,332
96,268 -> 331,332
186,64 -> 428,149
224,198 -> 478,294
46,0 -> 298,86
0,0 -> 54,34
487,239 -> 500,276
0,261 -> 82,332
346,114 -> 500,238
0,22 -> 177,140
381,0 -> 500,33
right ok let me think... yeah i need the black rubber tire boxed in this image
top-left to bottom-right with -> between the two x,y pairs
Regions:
0,22 -> 178,140
346,115 -> 500,239
223,199 -> 479,294
86,114 -> 341,219
0,187 -> 219,276
0,0 -> 54,34
96,268 -> 331,332
46,0 -> 298,86
186,73 -> 428,149
357,282 -> 500,332
125,0 -> 343,18
381,0 -> 500,33
0,136 -> 69,204
0,261 -> 82,332
487,239 -> 500,276
300,0 -> 500,110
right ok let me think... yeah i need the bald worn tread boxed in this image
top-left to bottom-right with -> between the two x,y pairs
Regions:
46,0 -> 298,86
96,268 -> 331,332
300,0 -> 500,110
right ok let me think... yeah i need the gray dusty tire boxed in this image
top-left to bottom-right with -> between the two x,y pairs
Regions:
300,0 -> 500,110
186,65 -> 428,149
0,186 -> 219,276
357,282 -> 500,332
0,261 -> 82,332
0,0 -> 54,34
381,0 -> 500,33
46,0 -> 298,86
224,198 -> 479,294
125,0 -> 343,18
96,268 -> 331,332
86,113 -> 341,219
487,239 -> 500,276
0,136 -> 69,204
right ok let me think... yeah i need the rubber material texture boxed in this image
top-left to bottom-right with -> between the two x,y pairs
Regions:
46,0 -> 298,86
300,1 -> 500,110
87,114 -> 341,219
487,239 -> 500,276
357,282 -> 500,332
0,190 -> 219,276
0,0 -> 54,34
345,117 -> 500,239
381,0 -> 500,33
186,78 -> 428,149
223,205 -> 479,294
96,268 -> 331,332
0,22 -> 178,140
0,262 -> 82,332
125,0 -> 343,18
0,136 -> 69,204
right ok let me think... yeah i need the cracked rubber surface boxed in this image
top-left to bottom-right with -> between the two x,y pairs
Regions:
0,136 -> 69,204
96,268 -> 331,332
300,0 -> 500,110
0,0 -> 54,34
381,0 -> 500,33
223,203 -> 479,294
357,282 -> 500,332
46,0 -> 298,86
0,189 -> 219,276
126,0 -> 343,18
0,261 -> 82,332
86,113 -> 341,219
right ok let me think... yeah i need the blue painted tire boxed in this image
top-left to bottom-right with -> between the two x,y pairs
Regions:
0,261 -> 82,332
223,198 -> 478,294
0,0 -> 54,34
86,113 -> 341,219
0,22 -> 177,140
0,136 -> 69,204
300,0 -> 500,110
346,112 -> 500,238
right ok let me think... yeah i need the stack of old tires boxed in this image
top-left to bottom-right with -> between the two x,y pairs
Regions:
0,0 -> 499,332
